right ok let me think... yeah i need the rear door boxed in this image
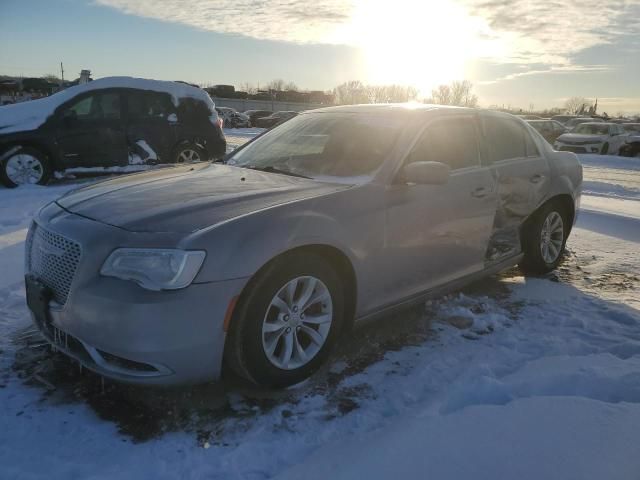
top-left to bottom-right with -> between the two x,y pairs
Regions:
125,90 -> 177,164
378,113 -> 498,308
55,90 -> 128,167
480,113 -> 551,264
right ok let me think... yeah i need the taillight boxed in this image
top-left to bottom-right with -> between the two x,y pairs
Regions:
217,117 -> 224,129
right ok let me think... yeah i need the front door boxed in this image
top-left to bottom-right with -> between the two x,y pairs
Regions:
55,90 -> 128,167
374,114 -> 498,310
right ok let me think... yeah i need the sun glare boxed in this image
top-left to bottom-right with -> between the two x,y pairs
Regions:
332,0 -> 495,95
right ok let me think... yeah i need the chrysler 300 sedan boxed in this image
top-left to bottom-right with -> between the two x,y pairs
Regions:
25,105 -> 582,387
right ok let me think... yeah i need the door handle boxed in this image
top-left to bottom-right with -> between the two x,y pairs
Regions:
471,187 -> 488,198
530,174 -> 544,184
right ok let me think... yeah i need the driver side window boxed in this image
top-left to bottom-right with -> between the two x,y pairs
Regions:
408,116 -> 481,170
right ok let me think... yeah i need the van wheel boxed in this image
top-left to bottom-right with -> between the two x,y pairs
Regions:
172,142 -> 206,163
601,143 -> 609,155
520,203 -> 568,274
0,147 -> 52,188
225,252 -> 344,388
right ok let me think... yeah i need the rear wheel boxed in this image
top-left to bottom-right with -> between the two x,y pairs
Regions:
520,203 -> 568,274
172,142 -> 206,163
0,147 -> 52,188
225,253 -> 345,387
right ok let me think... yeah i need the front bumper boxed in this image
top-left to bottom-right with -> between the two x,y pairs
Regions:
27,202 -> 248,385
554,142 -> 603,154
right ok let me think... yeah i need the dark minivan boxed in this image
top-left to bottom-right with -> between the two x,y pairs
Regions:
0,77 -> 226,187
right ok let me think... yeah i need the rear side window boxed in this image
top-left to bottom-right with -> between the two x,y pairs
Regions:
482,116 -> 537,162
128,91 -> 173,119
409,116 -> 480,170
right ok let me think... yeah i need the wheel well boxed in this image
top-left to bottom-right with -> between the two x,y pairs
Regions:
235,244 -> 358,331
522,194 -> 575,245
1,141 -> 57,169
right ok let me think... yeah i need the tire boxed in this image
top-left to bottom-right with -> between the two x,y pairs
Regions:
171,142 -> 207,164
0,146 -> 52,188
520,202 -> 568,274
225,252 -> 345,388
601,143 -> 609,155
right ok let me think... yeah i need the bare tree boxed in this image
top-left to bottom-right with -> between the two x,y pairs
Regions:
428,80 -> 477,107
239,82 -> 257,94
333,80 -> 368,105
283,81 -> 298,91
564,96 -> 592,115
267,79 -> 286,91
366,84 -> 418,103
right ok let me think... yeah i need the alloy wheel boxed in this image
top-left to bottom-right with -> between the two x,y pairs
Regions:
5,154 -> 44,185
540,211 -> 564,264
261,276 -> 333,370
177,148 -> 201,163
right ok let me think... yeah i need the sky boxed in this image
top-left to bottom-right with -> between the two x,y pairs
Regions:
1,0 -> 639,113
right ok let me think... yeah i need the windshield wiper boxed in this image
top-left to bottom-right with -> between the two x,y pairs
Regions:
246,165 -> 311,179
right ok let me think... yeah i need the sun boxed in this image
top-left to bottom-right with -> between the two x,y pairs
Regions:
331,0 -> 486,96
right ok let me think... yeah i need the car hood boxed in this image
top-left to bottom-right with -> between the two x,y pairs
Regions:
56,163 -> 351,233
557,133 -> 607,144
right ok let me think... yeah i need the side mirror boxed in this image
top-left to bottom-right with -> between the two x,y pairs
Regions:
402,161 -> 450,185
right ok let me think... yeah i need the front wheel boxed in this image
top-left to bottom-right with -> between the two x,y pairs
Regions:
520,204 -> 567,274
0,147 -> 52,188
601,142 -> 609,155
225,253 -> 345,387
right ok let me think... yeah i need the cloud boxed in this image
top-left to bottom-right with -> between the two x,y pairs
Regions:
463,0 -> 640,65
95,0 -> 356,44
96,0 -> 640,68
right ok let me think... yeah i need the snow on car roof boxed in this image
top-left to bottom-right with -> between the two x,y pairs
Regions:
0,76 -> 216,134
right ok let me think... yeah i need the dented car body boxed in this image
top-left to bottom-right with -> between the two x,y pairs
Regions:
25,105 -> 582,386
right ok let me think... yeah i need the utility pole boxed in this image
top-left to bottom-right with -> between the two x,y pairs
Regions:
60,62 -> 64,89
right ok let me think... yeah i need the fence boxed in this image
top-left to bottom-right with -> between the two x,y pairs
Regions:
210,97 -> 328,113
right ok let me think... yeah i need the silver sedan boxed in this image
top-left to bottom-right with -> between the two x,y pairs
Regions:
25,105 -> 582,387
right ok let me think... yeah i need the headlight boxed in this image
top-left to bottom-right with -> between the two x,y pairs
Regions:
100,248 -> 206,291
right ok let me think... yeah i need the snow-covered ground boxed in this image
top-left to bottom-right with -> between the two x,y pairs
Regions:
0,148 -> 638,479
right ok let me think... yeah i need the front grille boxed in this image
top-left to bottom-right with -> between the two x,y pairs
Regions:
25,223 -> 81,305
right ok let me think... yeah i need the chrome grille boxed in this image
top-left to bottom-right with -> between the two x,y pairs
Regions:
26,223 -> 81,305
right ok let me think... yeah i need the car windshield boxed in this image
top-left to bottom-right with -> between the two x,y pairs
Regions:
623,124 -> 640,132
227,112 -> 404,180
573,124 -> 609,135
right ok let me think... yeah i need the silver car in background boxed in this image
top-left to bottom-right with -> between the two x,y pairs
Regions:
25,105 -> 582,387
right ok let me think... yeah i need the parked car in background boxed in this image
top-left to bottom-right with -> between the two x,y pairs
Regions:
565,117 -> 603,131
619,123 -> 640,157
621,123 -> 640,134
516,114 -> 543,120
554,122 -> 628,154
551,115 -> 577,126
244,110 -> 273,126
0,77 -> 226,187
254,110 -> 299,128
527,119 -> 567,144
216,107 -> 250,128
25,104 -> 581,387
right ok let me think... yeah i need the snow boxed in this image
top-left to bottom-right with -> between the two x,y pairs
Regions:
0,147 -> 639,479
0,76 -> 219,134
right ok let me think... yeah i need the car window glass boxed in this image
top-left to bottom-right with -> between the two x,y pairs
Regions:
409,117 -> 480,170
128,92 -> 172,119
66,92 -> 121,120
483,116 -> 526,162
229,113 -> 405,178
